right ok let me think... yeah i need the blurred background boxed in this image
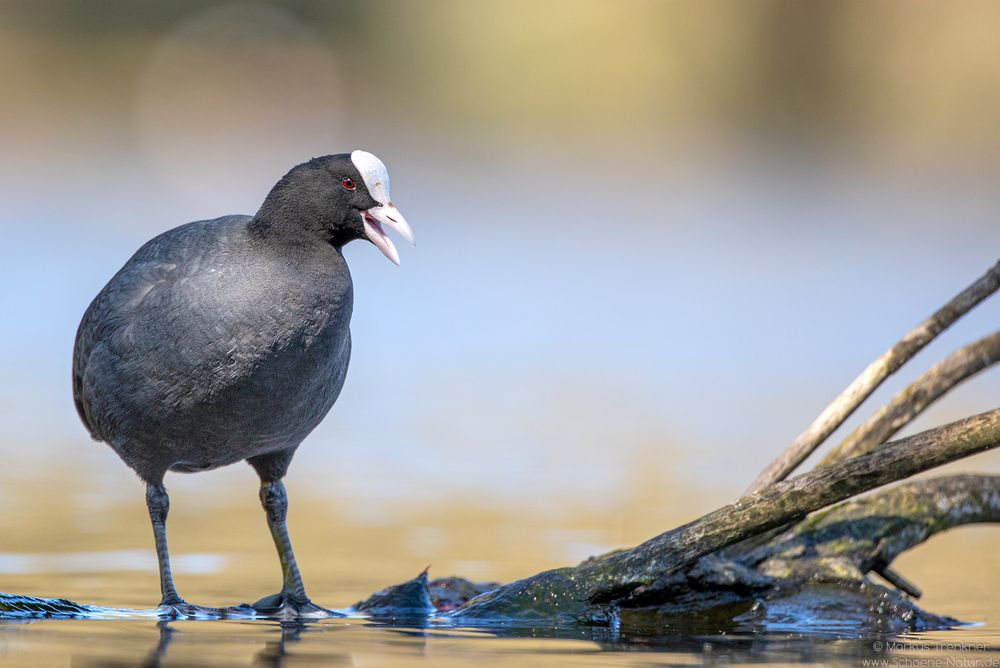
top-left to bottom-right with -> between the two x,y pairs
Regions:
1,0 -> 998,618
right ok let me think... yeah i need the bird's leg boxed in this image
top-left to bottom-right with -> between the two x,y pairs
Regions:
146,482 -> 184,607
262,480 -> 307,601
251,479 -> 331,617
146,482 -> 245,620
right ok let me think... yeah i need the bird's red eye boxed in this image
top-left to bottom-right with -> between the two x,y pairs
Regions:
342,177 -> 356,190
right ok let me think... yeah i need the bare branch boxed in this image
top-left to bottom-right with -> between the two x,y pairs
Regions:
819,331 -> 1000,467
747,260 -> 1000,494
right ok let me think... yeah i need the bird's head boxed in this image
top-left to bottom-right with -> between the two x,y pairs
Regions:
255,150 -> 414,264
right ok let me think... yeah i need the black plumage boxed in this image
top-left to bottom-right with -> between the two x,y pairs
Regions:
72,151 -> 412,617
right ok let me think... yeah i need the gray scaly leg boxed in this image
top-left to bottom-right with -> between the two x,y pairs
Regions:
251,479 -> 331,617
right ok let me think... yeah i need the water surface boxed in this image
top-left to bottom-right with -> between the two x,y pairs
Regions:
2,465 -> 998,665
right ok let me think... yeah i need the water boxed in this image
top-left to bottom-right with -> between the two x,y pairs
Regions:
2,460 -> 999,665
3,609 -> 999,666
1,618 -> 995,666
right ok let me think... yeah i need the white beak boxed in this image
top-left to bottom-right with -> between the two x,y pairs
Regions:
361,202 -> 415,266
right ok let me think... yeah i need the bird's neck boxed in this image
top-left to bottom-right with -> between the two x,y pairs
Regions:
250,197 -> 324,237
249,193 -> 358,250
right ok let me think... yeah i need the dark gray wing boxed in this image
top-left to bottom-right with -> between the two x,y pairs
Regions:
72,216 -> 251,440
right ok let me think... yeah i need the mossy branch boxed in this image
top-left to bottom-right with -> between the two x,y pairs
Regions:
746,474 -> 1000,582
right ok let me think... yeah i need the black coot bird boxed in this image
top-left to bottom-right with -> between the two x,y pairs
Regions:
72,151 -> 413,617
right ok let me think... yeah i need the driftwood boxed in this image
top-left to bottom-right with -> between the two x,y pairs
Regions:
435,412 -> 1000,625
3,259 -> 999,635
427,473 -> 999,632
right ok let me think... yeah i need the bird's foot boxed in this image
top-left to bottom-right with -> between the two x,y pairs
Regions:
157,597 -> 255,620
249,592 -> 340,619
156,598 -> 214,620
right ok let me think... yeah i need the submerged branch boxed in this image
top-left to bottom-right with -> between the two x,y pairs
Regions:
747,260 -> 1000,494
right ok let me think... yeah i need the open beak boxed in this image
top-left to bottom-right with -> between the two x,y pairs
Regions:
361,203 -> 414,266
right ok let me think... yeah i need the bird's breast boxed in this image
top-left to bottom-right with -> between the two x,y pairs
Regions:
120,249 -> 354,444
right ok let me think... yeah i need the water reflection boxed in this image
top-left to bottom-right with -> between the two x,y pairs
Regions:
26,616 -> 995,667
4,577 -> 1000,665
143,621 -> 174,667
250,622 -> 310,668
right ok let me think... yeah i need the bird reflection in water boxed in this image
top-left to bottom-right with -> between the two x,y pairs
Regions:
140,619 -> 346,667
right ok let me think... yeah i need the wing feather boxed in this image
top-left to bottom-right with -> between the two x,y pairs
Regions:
72,216 -> 250,440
